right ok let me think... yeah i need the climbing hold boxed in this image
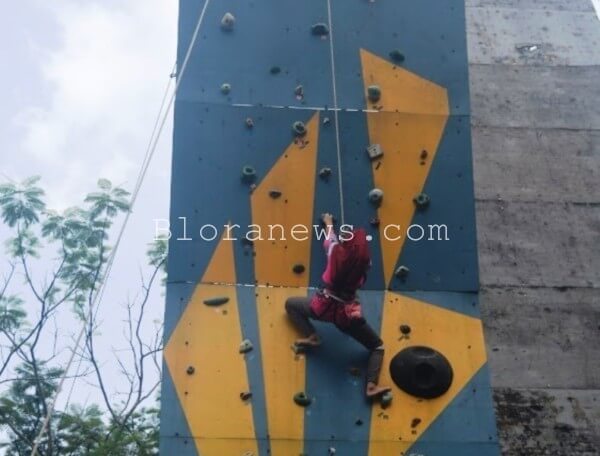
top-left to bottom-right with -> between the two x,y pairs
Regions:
413,192 -> 431,209
319,167 -> 332,179
294,392 -> 311,407
292,121 -> 307,137
348,366 -> 361,377
220,12 -> 235,31
292,263 -> 306,274
355,418 -> 363,426
311,23 -> 329,36
269,189 -> 282,199
367,85 -> 382,103
241,165 -> 257,183
369,188 -> 384,206
380,391 -> 393,409
323,116 -> 330,126
366,144 -> 384,161
186,366 -> 195,375
270,65 -> 281,75
291,343 -> 306,354
400,324 -> 412,335
389,49 -> 406,63
370,218 -> 381,227
420,149 -> 428,160
203,296 -> 230,306
220,83 -> 231,95
245,117 -> 254,129
239,339 -> 253,354
395,265 -> 410,278
411,417 -> 422,428
240,391 -> 253,401
328,447 -> 337,455
294,85 -> 304,99
389,346 -> 454,399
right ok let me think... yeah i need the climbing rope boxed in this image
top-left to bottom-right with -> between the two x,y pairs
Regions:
29,1 -> 213,454
326,0 -> 345,225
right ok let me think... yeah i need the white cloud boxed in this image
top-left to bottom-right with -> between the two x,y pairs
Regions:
14,0 -> 178,209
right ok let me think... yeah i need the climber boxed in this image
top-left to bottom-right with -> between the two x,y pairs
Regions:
285,213 -> 391,399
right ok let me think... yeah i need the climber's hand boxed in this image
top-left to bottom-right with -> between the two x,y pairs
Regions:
321,213 -> 334,226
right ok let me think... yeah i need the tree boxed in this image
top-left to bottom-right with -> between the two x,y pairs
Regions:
0,176 -> 165,455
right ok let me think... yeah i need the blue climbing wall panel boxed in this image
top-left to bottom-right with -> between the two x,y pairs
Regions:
160,1 -> 499,455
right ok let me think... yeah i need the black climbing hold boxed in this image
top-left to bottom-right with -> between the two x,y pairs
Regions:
366,144 -> 384,161
389,346 -> 454,399
292,263 -> 305,274
355,418 -> 363,426
221,83 -> 231,95
186,366 -> 195,375
240,391 -> 253,401
348,367 -> 361,377
420,150 -> 428,160
292,121 -> 307,137
221,12 -> 235,31
269,189 -> 282,199
395,265 -> 410,278
411,417 -> 422,428
400,324 -> 412,335
239,339 -> 254,354
380,391 -> 393,409
389,49 -> 406,63
245,117 -> 254,129
367,85 -> 381,103
319,167 -> 332,179
293,392 -> 312,407
369,188 -> 384,206
370,218 -> 381,227
270,66 -> 281,75
311,23 -> 329,36
413,192 -> 431,209
241,165 -> 257,183
203,296 -> 230,306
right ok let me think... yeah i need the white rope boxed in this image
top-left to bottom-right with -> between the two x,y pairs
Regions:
326,0 -> 345,225
29,1 -> 212,453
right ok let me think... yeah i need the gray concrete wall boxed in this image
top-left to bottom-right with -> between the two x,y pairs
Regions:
466,0 -> 600,454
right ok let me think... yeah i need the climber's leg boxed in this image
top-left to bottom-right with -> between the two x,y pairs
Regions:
285,296 -> 321,346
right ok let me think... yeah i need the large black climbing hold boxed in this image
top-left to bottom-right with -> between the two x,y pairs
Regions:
186,366 -> 195,375
389,346 -> 454,399
292,263 -> 305,274
369,188 -> 384,206
399,324 -> 411,335
203,296 -> 229,306
413,192 -> 431,209
389,49 -> 406,63
241,165 -> 257,183
292,121 -> 307,137
367,85 -> 381,103
311,23 -> 329,36
240,391 -> 252,401
294,392 -> 312,407
270,65 -> 281,75
221,12 -> 235,31
319,167 -> 332,179
366,144 -> 384,161
269,189 -> 282,199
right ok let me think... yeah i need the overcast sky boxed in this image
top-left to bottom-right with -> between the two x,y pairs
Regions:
1,0 -> 178,412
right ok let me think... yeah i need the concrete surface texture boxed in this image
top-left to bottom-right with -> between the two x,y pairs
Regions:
467,0 -> 600,454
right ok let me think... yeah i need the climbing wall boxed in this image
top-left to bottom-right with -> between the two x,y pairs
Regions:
160,1 -> 500,455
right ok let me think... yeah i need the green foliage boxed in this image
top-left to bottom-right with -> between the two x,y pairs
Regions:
0,176 -> 46,227
0,176 -> 160,455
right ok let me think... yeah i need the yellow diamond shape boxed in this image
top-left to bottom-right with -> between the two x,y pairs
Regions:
368,292 -> 487,455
